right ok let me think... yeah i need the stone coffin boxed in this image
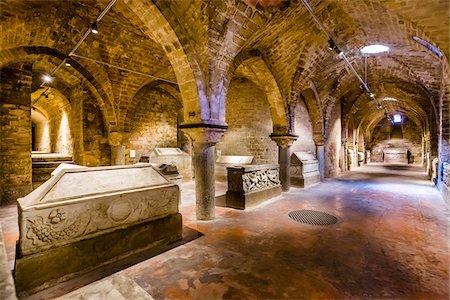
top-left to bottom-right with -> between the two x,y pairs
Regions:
357,152 -> 364,166
347,149 -> 356,170
50,163 -> 87,176
290,152 -> 320,188
149,148 -> 192,180
215,155 -> 254,181
14,164 -> 182,293
226,164 -> 281,210
384,147 -> 408,164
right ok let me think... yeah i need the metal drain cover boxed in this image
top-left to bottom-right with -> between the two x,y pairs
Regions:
288,209 -> 338,225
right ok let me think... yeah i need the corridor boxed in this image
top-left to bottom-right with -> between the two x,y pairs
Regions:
10,163 -> 448,299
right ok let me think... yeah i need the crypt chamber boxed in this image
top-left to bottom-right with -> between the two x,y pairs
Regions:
0,0 -> 448,299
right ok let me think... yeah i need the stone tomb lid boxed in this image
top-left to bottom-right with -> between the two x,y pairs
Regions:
226,164 -> 279,172
19,164 -> 171,208
216,155 -> 254,164
50,163 -> 87,177
383,147 -> 408,154
291,152 -> 317,163
151,148 -> 189,156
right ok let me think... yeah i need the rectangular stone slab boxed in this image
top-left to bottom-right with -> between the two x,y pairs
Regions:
216,155 -> 254,164
149,148 -> 192,180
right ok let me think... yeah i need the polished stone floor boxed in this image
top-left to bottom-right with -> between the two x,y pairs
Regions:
1,163 -> 449,299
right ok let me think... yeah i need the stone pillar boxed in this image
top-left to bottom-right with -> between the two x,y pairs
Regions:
0,64 -> 32,205
316,143 -> 325,180
180,124 -> 226,220
270,134 -> 298,192
109,132 -> 125,165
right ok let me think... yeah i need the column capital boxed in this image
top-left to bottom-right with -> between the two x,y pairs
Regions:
180,123 -> 227,147
108,131 -> 123,146
270,133 -> 298,148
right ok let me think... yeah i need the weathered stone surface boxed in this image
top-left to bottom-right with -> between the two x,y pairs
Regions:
14,164 -> 182,292
226,164 -> 281,209
290,152 -> 320,188
0,225 -> 17,300
149,148 -> 192,180
56,273 -> 154,300
14,213 -> 182,294
215,155 -> 254,181
384,148 -> 408,164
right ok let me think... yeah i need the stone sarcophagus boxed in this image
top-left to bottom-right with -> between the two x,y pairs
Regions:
149,148 -> 192,180
290,152 -> 320,188
215,155 -> 254,181
383,147 -> 408,164
225,164 -> 281,209
14,164 -> 182,293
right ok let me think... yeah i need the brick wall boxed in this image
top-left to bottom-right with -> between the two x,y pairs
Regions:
217,77 -> 278,164
291,99 -> 317,155
82,97 -> 110,166
369,119 -> 423,164
0,64 -> 32,204
126,88 -> 181,164
33,89 -> 73,155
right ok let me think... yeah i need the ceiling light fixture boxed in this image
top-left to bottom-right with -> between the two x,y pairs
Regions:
360,44 -> 390,54
300,0 -> 375,98
383,97 -> 397,101
42,74 -> 53,82
91,22 -> 99,34
64,58 -> 72,66
39,0 -> 116,87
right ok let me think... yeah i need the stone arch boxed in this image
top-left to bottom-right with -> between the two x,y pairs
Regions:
116,0 -> 207,124
299,81 -> 324,144
0,46 -> 117,133
31,87 -> 73,155
230,50 -> 288,134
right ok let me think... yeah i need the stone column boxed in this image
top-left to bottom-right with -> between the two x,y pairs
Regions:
316,143 -> 325,180
270,134 -> 298,192
109,132 -> 125,165
180,124 -> 226,220
0,64 -> 32,205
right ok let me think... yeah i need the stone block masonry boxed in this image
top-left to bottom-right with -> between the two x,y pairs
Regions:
0,64 -> 32,205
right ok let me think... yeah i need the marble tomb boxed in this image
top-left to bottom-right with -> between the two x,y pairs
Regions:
290,152 -> 320,188
14,164 -> 182,293
225,164 -> 281,209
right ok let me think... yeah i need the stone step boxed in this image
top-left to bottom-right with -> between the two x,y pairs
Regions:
32,161 -> 75,169
32,154 -> 72,163
32,174 -> 51,183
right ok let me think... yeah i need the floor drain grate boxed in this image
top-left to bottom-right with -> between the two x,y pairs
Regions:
288,209 -> 338,225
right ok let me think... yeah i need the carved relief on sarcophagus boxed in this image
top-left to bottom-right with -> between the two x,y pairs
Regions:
226,164 -> 281,210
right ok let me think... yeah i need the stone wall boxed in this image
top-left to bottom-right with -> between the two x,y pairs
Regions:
82,97 -> 110,167
0,64 -> 32,204
291,99 -> 316,154
126,88 -> 180,164
325,103 -> 341,177
33,89 -> 73,155
217,78 -> 278,164
369,119 -> 422,164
